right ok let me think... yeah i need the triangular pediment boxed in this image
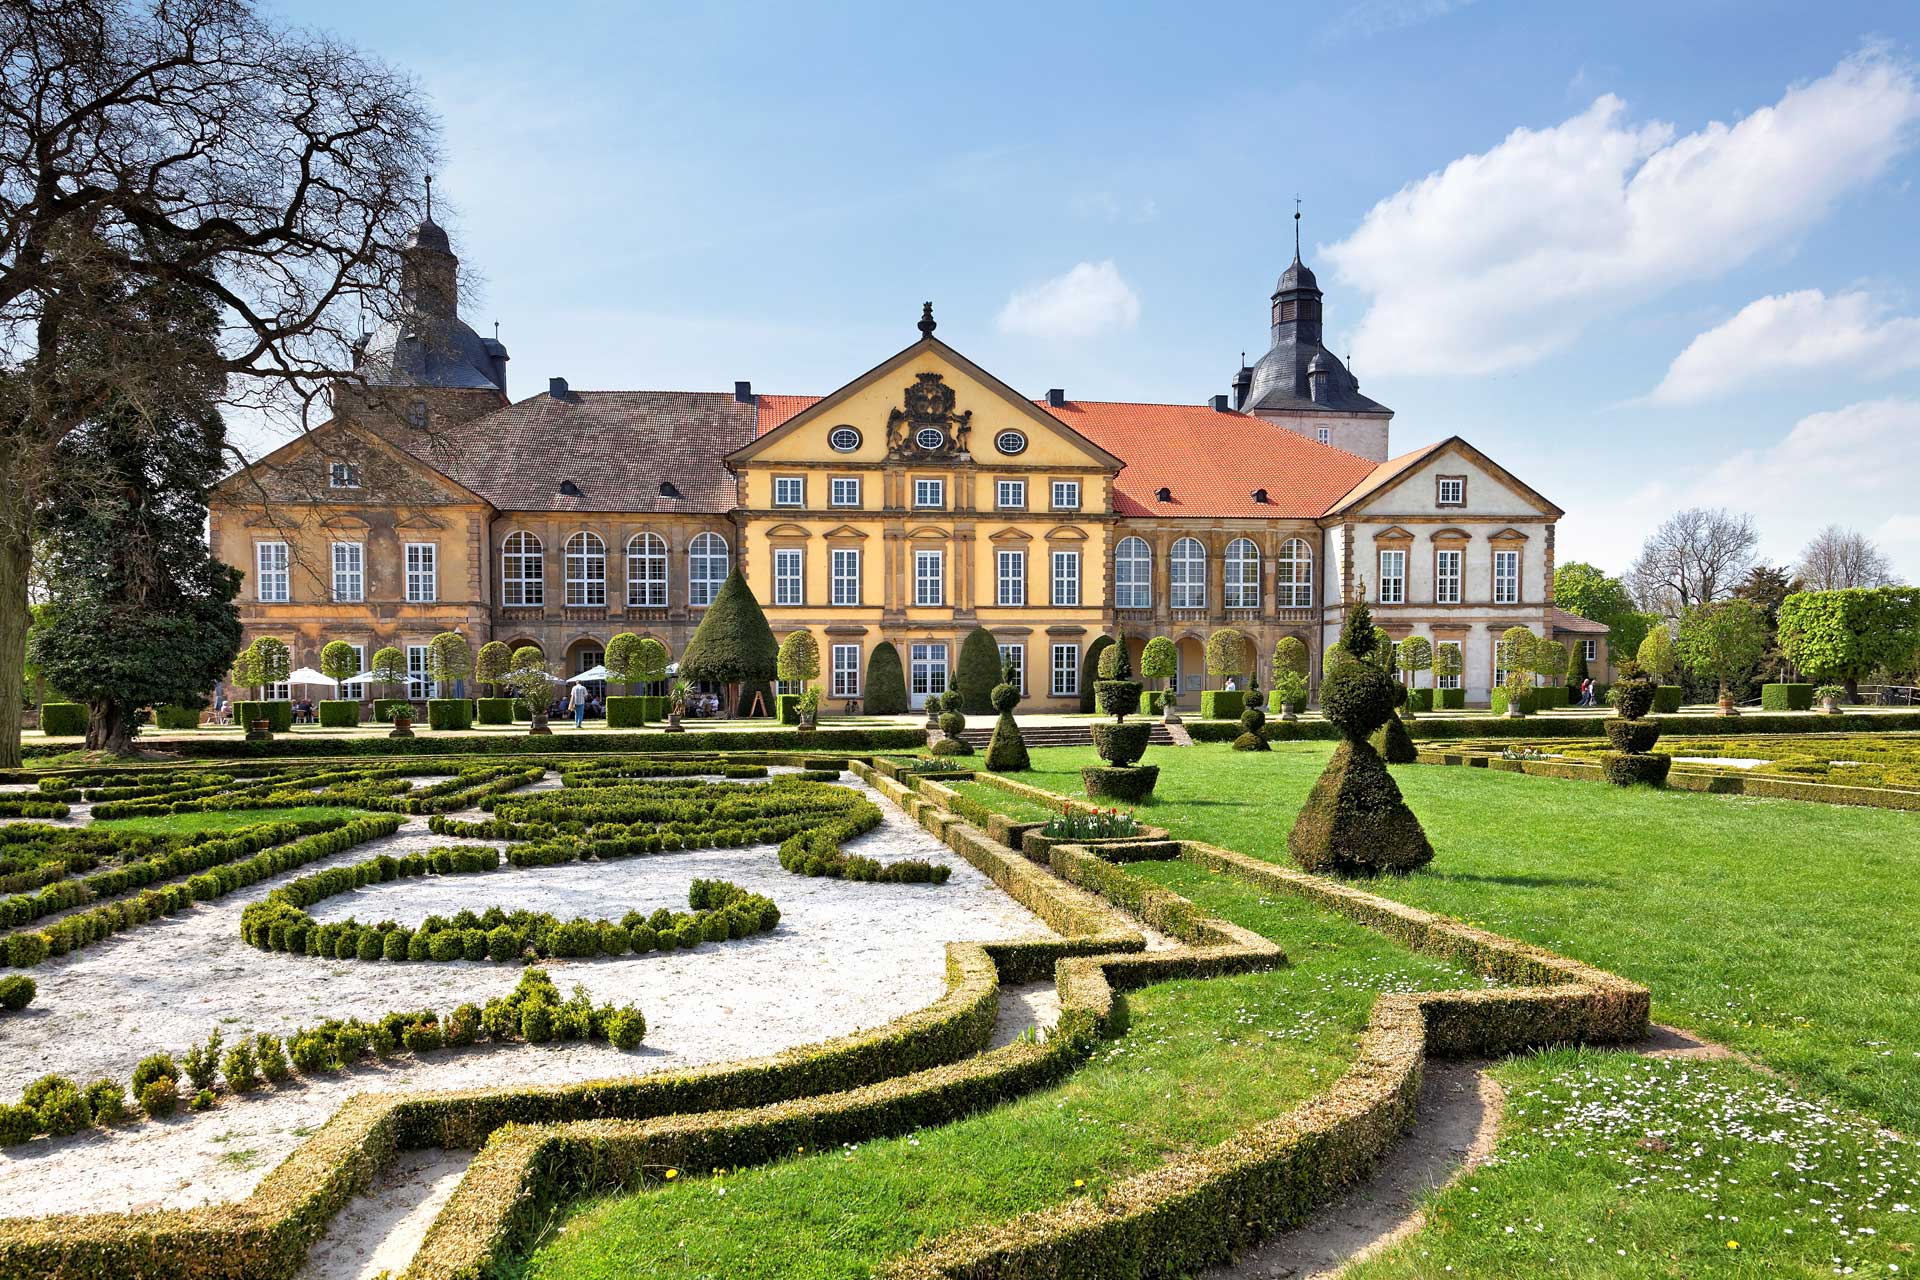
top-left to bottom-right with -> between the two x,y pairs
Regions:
820,523 -> 868,540
1327,436 -> 1563,520
214,419 -> 491,510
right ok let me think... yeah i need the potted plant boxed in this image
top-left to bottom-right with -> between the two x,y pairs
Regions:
1816,684 -> 1845,715
385,702 -> 415,739
797,685 -> 821,732
667,679 -> 690,733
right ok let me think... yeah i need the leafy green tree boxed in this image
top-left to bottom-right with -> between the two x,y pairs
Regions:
777,630 -> 822,689
1205,628 -> 1249,681
864,641 -> 909,714
1531,638 -> 1568,689
603,633 -> 643,694
1679,599 -> 1770,706
1636,626 -> 1678,682
1498,627 -> 1535,695
427,632 -> 472,694
1554,562 -> 1651,661
1398,636 -> 1432,689
634,637 -> 670,687
1777,587 -> 1920,702
1433,641 -> 1463,691
369,646 -> 408,700
229,646 -> 263,700
250,638 -> 291,694
319,641 -> 360,685
475,641 -> 512,697
505,646 -> 557,733
955,627 -> 1001,714
1142,636 -> 1178,702
680,569 -> 778,716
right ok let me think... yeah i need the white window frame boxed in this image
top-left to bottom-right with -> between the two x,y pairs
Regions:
998,643 -> 1025,694
502,532 -> 544,607
831,644 -> 861,698
1051,643 -> 1079,697
329,461 -> 360,489
256,542 -> 290,603
406,644 -> 431,699
1377,549 -> 1406,604
1169,537 -> 1206,610
1315,426 -> 1331,445
1275,538 -> 1313,609
829,476 -> 861,508
1437,641 -> 1463,690
1583,638 -> 1599,662
331,541 -> 364,603
1115,536 -> 1151,609
1051,549 -> 1081,607
346,643 -> 366,686
565,532 -> 607,607
1224,538 -> 1260,609
773,476 -> 805,508
773,547 -> 804,606
996,548 -> 1026,606
1051,480 -> 1081,510
996,478 -> 1026,510
909,642 -> 949,701
627,532 -> 667,608
1494,550 -> 1520,605
688,532 -> 729,607
1437,476 -> 1466,506
830,548 -> 861,606
913,478 -> 945,509
914,548 -> 944,606
1435,548 -> 1462,605
404,542 -> 437,603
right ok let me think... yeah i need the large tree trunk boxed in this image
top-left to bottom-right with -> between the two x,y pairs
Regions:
87,700 -> 138,755
1844,677 -> 1860,704
0,481 -> 29,770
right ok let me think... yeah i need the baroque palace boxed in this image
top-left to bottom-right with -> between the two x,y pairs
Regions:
209,205 -> 1604,711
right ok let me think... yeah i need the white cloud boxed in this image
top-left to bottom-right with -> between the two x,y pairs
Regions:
996,261 -> 1141,340
1325,50 -> 1920,375
1649,289 -> 1920,403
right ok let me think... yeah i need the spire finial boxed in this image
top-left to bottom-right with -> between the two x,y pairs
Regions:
1293,195 -> 1302,262
424,173 -> 434,221
918,301 -> 936,338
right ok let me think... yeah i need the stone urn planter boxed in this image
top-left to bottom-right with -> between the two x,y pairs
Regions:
1717,693 -> 1739,717
665,711 -> 685,733
798,709 -> 818,733
388,714 -> 414,739
1818,687 -> 1844,715
245,718 -> 272,742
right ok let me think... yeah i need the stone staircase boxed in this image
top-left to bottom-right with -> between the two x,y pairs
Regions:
955,722 -> 1182,749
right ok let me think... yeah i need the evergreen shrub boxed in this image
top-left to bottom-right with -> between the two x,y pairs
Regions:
427,699 -> 474,730
154,705 -> 202,730
1198,690 -> 1244,721
1761,683 -> 1814,711
318,700 -> 359,728
233,701 -> 293,733
476,697 -> 516,724
38,703 -> 86,736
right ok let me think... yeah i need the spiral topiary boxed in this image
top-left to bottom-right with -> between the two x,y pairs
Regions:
1233,702 -> 1270,751
1601,660 -> 1667,786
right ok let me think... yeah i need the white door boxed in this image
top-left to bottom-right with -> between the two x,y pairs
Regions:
909,643 -> 949,710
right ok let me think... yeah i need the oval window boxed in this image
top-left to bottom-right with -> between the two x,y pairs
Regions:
995,430 -> 1027,456
828,425 -> 861,452
915,427 -> 945,450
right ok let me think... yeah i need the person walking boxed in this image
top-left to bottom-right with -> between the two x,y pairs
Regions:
568,680 -> 588,729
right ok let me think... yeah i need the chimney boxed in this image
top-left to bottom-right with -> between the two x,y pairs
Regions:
1232,356 -> 1253,409
548,376 -> 569,400
1210,394 -> 1230,412
1046,388 -> 1066,408
734,380 -> 754,404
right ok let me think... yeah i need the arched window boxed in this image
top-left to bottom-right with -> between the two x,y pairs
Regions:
1169,537 -> 1206,610
1224,538 -> 1260,609
564,532 -> 606,607
1276,538 -> 1314,608
1115,536 -> 1151,609
627,532 -> 667,608
688,532 -> 729,607
501,531 -> 544,607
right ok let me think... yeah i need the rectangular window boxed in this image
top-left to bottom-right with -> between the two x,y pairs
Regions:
1051,550 -> 1081,607
773,548 -> 803,606
331,542 -> 364,603
256,542 -> 289,602
773,476 -> 804,507
914,549 -> 943,606
1494,550 -> 1520,604
830,548 -> 861,606
913,478 -> 944,509
830,477 -> 861,507
406,644 -> 431,699
1434,549 -> 1461,604
329,462 -> 360,489
1377,549 -> 1405,604
405,543 -> 437,603
1437,476 -> 1466,506
996,549 -> 1025,606
1316,426 -> 1331,445
1051,643 -> 1079,697
1583,638 -> 1599,662
1051,480 -> 1081,510
996,479 -> 1026,510
910,643 -> 948,701
1437,641 -> 1462,690
831,644 -> 861,698
998,643 -> 1025,694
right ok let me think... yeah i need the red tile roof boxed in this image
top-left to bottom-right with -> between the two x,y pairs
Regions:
755,394 -> 819,435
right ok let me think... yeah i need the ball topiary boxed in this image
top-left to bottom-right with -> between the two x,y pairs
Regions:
1603,719 -> 1663,754
1289,655 -> 1433,876
1233,703 -> 1271,752
607,1005 -> 647,1050
1319,662 -> 1397,740
985,682 -> 1031,773
0,975 -> 34,1012
35,1082 -> 92,1136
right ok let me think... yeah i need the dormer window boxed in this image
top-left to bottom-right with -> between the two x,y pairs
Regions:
659,481 -> 682,499
329,462 -> 361,489
1155,486 -> 1172,503
559,479 -> 581,497
1250,488 -> 1269,504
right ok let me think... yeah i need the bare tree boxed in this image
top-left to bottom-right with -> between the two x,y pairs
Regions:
1795,525 -> 1898,591
1628,507 -> 1758,619
0,0 -> 437,765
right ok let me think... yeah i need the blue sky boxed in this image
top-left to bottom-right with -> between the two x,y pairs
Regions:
269,0 -> 1920,581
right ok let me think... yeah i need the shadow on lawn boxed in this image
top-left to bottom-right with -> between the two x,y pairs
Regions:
1415,871 -> 1612,890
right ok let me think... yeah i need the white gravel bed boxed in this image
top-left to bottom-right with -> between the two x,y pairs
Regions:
1673,756 -> 1770,769
0,776 -> 1054,1218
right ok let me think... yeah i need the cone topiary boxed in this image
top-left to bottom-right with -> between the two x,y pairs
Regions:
865,641 -> 909,714
1370,712 -> 1418,763
985,674 -> 1030,773
1288,646 -> 1433,876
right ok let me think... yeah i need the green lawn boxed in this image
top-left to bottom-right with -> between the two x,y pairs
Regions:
90,805 -> 369,835
516,865 -> 1484,1280
945,778 -> 1064,824
994,743 -> 1920,1134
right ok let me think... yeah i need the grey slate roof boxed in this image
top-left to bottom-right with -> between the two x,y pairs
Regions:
1244,333 -> 1391,415
380,390 -> 754,514
357,316 -> 507,392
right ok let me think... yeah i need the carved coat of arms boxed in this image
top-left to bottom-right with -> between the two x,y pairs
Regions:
886,372 -> 973,454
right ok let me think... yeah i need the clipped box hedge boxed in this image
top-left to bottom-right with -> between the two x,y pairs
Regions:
1534,684 -> 1569,708
1761,682 -> 1814,711
1488,688 -> 1537,716
1653,685 -> 1684,714
37,703 -> 86,737
427,699 -> 474,731
110,726 -> 934,760
318,700 -> 360,729
1435,688 -> 1465,710
475,698 -> 516,725
1197,690 -> 1244,721
371,698 -> 415,724
605,697 -> 670,728
232,700 -> 293,733
775,693 -> 802,725
152,705 -> 202,731
1403,689 -> 1434,713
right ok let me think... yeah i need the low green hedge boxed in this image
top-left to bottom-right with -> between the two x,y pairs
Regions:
427,699 -> 474,731
153,705 -> 202,731
605,696 -> 667,729
91,727 -> 931,759
775,693 -> 802,726
1435,688 -> 1465,710
1654,685 -> 1684,714
1534,685 -> 1569,708
476,698 -> 516,725
232,701 -> 293,734
1761,683 -> 1814,711
318,700 -> 360,729
1197,690 -> 1244,721
37,703 -> 86,737
1403,689 -> 1433,713
1488,688 -> 1537,716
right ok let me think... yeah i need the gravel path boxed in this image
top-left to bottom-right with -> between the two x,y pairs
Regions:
0,773 -> 1054,1218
